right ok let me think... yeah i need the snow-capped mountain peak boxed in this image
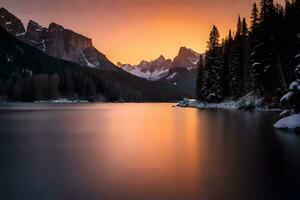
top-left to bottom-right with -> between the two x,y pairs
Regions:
121,47 -> 201,81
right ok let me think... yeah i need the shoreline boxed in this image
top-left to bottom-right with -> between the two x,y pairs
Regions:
176,98 -> 282,112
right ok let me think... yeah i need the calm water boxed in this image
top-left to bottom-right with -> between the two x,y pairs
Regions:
0,103 -> 300,200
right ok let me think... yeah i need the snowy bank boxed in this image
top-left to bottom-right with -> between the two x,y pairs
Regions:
34,98 -> 89,104
177,98 -> 239,109
274,114 -> 300,130
176,97 -> 278,111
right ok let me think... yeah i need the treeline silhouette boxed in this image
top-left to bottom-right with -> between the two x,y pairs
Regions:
196,0 -> 300,107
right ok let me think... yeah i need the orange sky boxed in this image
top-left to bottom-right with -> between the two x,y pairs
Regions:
1,0 -> 285,64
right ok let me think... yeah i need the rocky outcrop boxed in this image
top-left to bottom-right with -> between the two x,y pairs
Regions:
173,47 -> 200,69
25,21 -> 116,70
0,7 -> 117,71
0,7 -> 26,37
25,20 -> 47,51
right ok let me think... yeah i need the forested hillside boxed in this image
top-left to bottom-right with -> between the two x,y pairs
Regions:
0,27 -> 188,102
196,0 -> 300,107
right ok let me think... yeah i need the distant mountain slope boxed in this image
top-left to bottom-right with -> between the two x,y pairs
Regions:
119,47 -> 203,97
120,55 -> 173,81
0,26 -> 188,102
120,47 -> 201,81
162,67 -> 198,91
0,7 -> 117,71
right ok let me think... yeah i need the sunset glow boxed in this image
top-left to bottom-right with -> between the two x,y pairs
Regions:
1,0 -> 284,64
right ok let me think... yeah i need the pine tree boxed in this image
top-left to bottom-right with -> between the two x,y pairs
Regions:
260,0 -> 274,23
197,0 -> 298,105
222,30 -> 233,97
196,54 -> 204,100
235,16 -> 242,39
279,34 -> 300,115
202,26 -> 224,102
241,18 -> 252,93
250,2 -> 259,33
274,37 -> 300,128
250,0 -> 282,97
242,18 -> 248,36
228,52 -> 241,97
207,25 -> 221,50
228,30 -> 233,44
228,17 -> 246,98
249,2 -> 261,92
283,0 -> 300,84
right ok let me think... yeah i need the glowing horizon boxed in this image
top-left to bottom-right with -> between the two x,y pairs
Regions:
0,0 -> 284,65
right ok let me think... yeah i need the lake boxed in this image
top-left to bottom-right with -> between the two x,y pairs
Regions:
0,103 -> 300,200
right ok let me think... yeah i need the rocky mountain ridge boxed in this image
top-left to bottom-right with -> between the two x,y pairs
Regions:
119,47 -> 201,81
0,7 -> 117,71
0,7 -> 26,36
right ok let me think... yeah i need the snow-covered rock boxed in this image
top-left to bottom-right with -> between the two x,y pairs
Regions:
289,81 -> 300,91
279,110 -> 293,118
280,91 -> 294,103
177,98 -> 192,107
274,114 -> 300,130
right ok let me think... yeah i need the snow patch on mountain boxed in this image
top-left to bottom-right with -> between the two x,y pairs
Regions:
16,32 -> 26,37
122,64 -> 169,81
166,72 -> 178,80
81,51 -> 97,68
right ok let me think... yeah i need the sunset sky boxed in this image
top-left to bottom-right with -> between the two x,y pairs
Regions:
1,0 -> 285,64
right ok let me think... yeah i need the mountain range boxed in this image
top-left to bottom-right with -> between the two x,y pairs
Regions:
119,47 -> 202,92
119,47 -> 201,81
0,7 -> 117,71
0,7 -> 197,101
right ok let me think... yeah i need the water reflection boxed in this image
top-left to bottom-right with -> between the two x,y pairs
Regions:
0,104 -> 300,200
